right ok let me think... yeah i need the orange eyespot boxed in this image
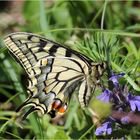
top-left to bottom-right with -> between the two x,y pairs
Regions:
58,104 -> 67,113
51,99 -> 67,114
52,99 -> 62,109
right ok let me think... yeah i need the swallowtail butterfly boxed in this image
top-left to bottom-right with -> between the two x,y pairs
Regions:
4,32 -> 106,119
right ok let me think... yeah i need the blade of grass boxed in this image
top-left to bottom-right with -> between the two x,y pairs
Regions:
112,61 -> 140,91
101,0 -> 108,29
4,131 -> 23,140
39,0 -> 53,39
47,28 -> 140,38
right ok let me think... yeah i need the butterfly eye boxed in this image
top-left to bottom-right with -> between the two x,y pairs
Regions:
52,99 -> 62,109
58,104 -> 67,113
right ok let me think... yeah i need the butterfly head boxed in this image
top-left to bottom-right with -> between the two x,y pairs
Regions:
91,61 -> 107,79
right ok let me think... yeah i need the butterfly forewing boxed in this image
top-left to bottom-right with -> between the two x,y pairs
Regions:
4,33 -> 91,74
4,32 -> 98,118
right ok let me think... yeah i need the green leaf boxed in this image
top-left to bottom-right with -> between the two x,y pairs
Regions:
53,130 -> 70,140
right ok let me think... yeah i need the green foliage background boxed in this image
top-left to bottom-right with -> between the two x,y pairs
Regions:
0,0 -> 140,139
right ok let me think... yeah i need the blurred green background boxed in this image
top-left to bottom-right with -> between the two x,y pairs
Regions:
0,0 -> 140,139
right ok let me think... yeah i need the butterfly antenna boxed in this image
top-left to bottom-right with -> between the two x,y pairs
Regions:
22,106 -> 37,120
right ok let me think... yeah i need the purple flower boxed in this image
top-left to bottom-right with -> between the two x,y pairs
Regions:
93,70 -> 140,136
95,121 -> 112,136
127,93 -> 140,111
96,89 -> 112,103
109,72 -> 125,87
121,116 -> 130,124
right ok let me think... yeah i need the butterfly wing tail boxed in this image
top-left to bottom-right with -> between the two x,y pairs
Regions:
16,96 -> 47,120
22,106 -> 39,120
